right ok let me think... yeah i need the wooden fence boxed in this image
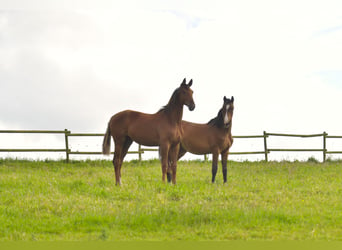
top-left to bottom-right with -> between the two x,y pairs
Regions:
1,130 -> 342,162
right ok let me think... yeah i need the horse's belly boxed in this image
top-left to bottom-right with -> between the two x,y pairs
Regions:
136,139 -> 159,147
129,132 -> 159,147
188,148 -> 210,155
182,131 -> 227,155
181,139 -> 211,155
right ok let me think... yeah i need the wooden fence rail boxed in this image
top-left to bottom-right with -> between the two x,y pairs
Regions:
1,130 -> 342,162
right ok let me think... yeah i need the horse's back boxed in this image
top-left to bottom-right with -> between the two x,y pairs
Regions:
181,120 -> 211,137
109,110 -> 161,146
109,110 -> 139,128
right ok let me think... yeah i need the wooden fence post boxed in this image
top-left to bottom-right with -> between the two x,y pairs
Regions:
138,144 -> 142,162
263,131 -> 268,162
64,129 -> 70,163
323,131 -> 327,162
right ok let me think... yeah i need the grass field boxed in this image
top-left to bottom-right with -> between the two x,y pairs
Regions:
0,158 -> 342,241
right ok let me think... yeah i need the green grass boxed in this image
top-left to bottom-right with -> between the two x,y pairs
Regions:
0,158 -> 342,241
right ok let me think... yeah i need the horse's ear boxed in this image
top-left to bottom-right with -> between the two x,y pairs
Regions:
231,96 -> 234,102
181,78 -> 186,86
224,96 -> 227,102
188,79 -> 193,87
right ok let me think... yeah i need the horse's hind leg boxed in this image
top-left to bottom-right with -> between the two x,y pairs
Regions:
113,151 -> 122,186
113,137 -> 125,186
113,136 -> 133,186
122,136 -> 133,160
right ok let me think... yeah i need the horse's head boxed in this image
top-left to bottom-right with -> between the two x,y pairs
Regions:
222,96 -> 234,128
179,78 -> 195,111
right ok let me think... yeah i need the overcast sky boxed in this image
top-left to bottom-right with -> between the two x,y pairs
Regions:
1,0 -> 342,160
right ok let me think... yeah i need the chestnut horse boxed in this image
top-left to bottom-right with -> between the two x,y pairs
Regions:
168,96 -> 234,183
102,78 -> 195,185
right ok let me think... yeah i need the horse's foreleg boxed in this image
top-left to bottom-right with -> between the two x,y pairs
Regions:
212,151 -> 219,183
167,164 -> 172,183
167,145 -> 186,183
159,144 -> 170,183
169,144 -> 180,185
167,155 -> 172,183
221,150 -> 229,183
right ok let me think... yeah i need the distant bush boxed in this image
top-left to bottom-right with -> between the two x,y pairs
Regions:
307,156 -> 319,163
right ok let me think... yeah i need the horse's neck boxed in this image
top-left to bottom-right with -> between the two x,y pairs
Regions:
227,123 -> 233,142
228,122 -> 232,133
164,103 -> 183,125
220,122 -> 232,136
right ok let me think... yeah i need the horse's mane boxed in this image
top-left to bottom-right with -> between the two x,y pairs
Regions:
157,87 -> 179,114
207,109 -> 225,128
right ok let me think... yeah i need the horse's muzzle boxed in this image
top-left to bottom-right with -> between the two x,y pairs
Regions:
188,103 -> 195,111
224,121 -> 231,129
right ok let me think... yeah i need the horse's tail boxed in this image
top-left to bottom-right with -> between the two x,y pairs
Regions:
102,123 -> 112,155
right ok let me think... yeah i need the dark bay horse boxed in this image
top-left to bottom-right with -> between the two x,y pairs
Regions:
168,96 -> 234,183
102,78 -> 195,185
